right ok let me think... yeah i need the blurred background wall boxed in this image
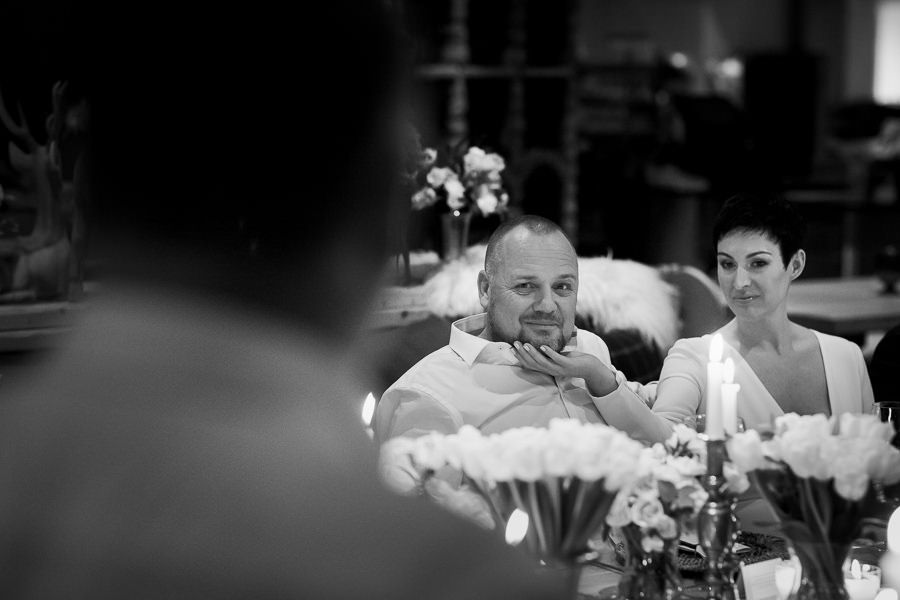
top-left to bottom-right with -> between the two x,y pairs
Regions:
399,0 -> 900,279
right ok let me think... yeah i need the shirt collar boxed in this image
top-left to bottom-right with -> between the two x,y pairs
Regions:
449,313 -> 580,367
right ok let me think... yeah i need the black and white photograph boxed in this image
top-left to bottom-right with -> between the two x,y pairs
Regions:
0,1 -> 898,598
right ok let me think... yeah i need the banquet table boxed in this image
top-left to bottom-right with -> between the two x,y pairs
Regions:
787,276 -> 900,337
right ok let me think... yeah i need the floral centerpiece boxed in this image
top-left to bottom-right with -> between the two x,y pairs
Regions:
409,141 -> 509,261
601,424 -> 746,599
378,419 -> 646,573
727,413 -> 900,600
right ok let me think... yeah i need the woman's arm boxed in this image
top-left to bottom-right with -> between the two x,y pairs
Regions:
651,340 -> 705,427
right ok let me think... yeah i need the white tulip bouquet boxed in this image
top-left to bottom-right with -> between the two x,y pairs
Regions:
726,413 -> 900,599
378,419 -> 647,566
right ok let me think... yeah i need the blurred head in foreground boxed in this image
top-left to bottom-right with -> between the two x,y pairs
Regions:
83,1 -> 410,340
0,2 -> 561,598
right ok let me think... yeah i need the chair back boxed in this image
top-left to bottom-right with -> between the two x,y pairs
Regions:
659,264 -> 731,339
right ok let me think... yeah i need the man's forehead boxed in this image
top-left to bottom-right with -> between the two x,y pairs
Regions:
495,232 -> 578,275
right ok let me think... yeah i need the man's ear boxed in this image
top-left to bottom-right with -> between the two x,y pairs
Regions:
477,270 -> 490,310
789,249 -> 806,281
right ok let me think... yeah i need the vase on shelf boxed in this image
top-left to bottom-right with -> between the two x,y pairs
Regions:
440,210 -> 472,262
599,525 -> 682,600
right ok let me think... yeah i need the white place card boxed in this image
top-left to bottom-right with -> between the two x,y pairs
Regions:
741,558 -> 783,600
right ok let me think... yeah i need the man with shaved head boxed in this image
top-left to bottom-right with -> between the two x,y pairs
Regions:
374,215 -> 669,444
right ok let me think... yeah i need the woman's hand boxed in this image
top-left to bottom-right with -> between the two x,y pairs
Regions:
511,341 -> 618,396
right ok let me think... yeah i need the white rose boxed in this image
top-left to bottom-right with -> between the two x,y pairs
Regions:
426,166 -> 453,187
630,494 -> 665,529
654,514 -> 678,539
673,480 -> 706,511
475,190 -> 499,215
463,147 -> 486,173
669,423 -> 700,447
667,455 -> 706,478
652,463 -> 682,487
486,153 -> 505,172
641,535 -> 665,554
443,177 -> 466,210
411,187 -> 437,210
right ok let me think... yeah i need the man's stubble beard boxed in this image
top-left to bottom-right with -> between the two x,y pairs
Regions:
485,309 -> 568,352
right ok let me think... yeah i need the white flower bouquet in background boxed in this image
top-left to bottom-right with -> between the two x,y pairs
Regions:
378,419 -> 646,566
410,144 -> 509,217
726,413 -> 900,600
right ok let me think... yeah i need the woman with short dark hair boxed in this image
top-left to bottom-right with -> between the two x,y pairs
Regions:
651,193 -> 874,430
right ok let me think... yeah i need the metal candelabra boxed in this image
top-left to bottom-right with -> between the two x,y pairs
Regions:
696,439 -> 740,600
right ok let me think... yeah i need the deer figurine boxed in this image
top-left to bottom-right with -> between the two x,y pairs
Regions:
0,83 -> 75,301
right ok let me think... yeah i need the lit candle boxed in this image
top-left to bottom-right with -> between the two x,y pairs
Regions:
361,392 -> 376,440
882,506 -> 900,590
775,560 -> 797,600
505,508 -> 529,546
844,559 -> 881,600
706,333 -> 725,440
722,357 -> 740,435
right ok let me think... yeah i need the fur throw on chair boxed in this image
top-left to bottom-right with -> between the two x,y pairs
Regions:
423,244 -> 680,352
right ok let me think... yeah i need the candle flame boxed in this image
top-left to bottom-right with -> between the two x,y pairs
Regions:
875,589 -> 898,600
723,357 -> 735,383
889,506 -> 900,552
850,558 -> 862,579
709,333 -> 724,362
505,508 -> 529,546
361,393 -> 376,427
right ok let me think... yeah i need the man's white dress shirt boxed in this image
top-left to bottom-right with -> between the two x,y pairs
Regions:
373,314 -> 670,444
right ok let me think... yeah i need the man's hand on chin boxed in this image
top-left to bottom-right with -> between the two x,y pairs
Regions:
511,342 -> 618,396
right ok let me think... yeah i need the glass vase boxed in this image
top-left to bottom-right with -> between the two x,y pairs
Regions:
784,541 -> 851,600
440,210 -> 472,262
599,526 -> 682,600
752,470 -> 854,600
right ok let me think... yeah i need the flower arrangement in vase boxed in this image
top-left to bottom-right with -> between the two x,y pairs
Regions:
378,419 -> 647,574
409,141 -> 509,261
601,424 -> 741,600
727,413 -> 900,600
